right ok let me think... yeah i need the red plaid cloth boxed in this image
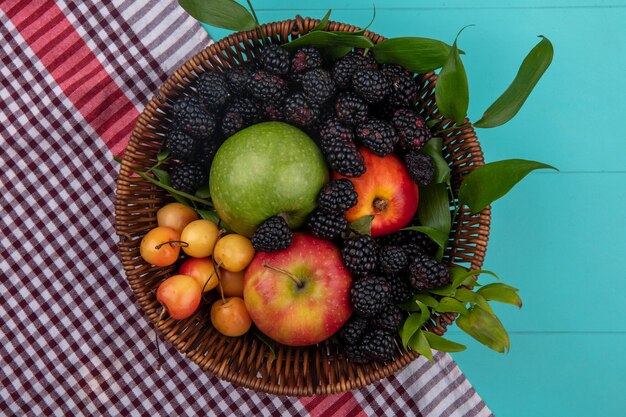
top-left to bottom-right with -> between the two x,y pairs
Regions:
0,1 -> 493,416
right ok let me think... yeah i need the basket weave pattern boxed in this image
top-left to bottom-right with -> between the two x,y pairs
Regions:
114,17 -> 491,396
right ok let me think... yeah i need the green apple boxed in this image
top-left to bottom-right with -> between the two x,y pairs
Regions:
209,122 -> 328,236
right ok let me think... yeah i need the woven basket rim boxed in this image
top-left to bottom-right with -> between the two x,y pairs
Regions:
114,15 -> 491,396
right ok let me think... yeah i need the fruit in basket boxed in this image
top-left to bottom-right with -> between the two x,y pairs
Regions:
211,297 -> 252,337
156,202 -> 199,233
251,216 -> 293,253
213,234 -> 255,272
179,257 -> 218,293
180,219 -> 219,258
218,268 -> 245,298
336,148 -> 419,237
243,233 -> 352,346
157,275 -> 202,320
210,122 -> 328,236
140,226 -> 182,267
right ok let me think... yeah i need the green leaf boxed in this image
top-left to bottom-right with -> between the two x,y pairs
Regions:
178,0 -> 258,31
458,159 -> 558,214
435,27 -> 471,124
371,37 -> 455,72
416,183 -> 451,260
283,31 -> 374,50
408,330 -> 433,361
151,168 -> 170,185
399,301 -> 430,349
134,170 -> 213,206
473,293 -> 496,316
456,306 -> 510,353
253,327 -> 276,363
399,293 -> 439,311
478,283 -> 523,308
413,293 -> 440,308
401,226 -> 448,256
349,214 -> 375,236
434,297 -> 469,315
430,266 -> 497,296
319,46 -> 353,62
195,183 -> 211,199
157,150 -> 171,162
312,9 -> 331,31
454,287 -> 478,303
196,209 -> 220,223
424,332 -> 467,353
420,137 -> 450,184
474,36 -> 554,128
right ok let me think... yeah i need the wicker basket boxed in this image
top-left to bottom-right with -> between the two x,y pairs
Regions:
114,16 -> 490,396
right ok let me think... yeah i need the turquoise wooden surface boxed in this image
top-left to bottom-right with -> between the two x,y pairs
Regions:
201,2 -> 626,415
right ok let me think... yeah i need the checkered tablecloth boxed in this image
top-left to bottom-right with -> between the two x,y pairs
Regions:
0,1 -> 493,416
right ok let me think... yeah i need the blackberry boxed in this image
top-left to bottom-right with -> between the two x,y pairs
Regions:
342,235 -> 378,275
379,246 -> 408,274
405,152 -> 435,186
352,68 -> 391,103
307,208 -> 348,240
172,94 -> 204,118
172,95 -> 215,138
247,69 -> 288,103
370,305 -> 403,333
228,97 -> 261,123
197,72 -> 231,109
259,44 -> 290,75
319,117 -> 355,144
380,230 -> 438,257
344,342 -> 369,364
192,137 -> 221,167
332,51 -> 378,89
317,179 -> 358,212
350,276 -> 390,317
290,47 -> 322,78
221,97 -> 260,136
166,126 -> 198,160
392,108 -> 432,151
284,93 -> 319,127
355,118 -> 398,156
251,216 -> 293,252
361,329 -> 395,362
408,254 -> 451,290
387,275 -> 414,304
221,111 -> 245,138
301,69 -> 336,104
261,101 -> 284,121
335,93 -> 368,126
338,316 -> 368,346
402,243 -> 424,264
322,139 -> 365,177
381,65 -> 418,108
225,65 -> 254,95
170,161 -> 207,194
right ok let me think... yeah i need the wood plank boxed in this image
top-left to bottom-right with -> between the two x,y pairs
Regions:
453,333 -> 626,417
204,7 -> 626,172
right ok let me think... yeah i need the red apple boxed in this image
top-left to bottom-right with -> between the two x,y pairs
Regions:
243,233 -> 352,346
334,147 -> 419,237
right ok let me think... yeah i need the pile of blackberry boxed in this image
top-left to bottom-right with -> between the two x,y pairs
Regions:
334,230 -> 449,363
167,44 -> 450,363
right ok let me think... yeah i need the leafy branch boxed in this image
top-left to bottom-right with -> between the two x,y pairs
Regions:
399,266 -> 521,358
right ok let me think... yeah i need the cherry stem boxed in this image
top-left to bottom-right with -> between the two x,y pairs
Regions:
373,198 -> 388,214
212,260 -> 227,304
155,240 -> 188,250
263,263 -> 303,288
